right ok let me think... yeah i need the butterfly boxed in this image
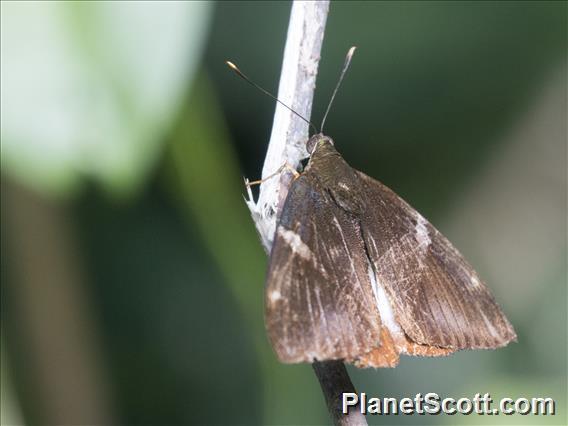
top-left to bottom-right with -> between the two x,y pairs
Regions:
265,131 -> 516,367
228,47 -> 516,368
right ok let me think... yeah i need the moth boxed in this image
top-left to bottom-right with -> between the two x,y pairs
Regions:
228,48 -> 516,368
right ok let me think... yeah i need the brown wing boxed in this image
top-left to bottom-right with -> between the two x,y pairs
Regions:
265,172 -> 389,365
356,171 -> 517,350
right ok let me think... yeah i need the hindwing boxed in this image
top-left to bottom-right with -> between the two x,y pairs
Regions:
356,171 -> 517,350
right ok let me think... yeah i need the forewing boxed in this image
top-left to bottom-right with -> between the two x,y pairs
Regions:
265,173 -> 386,364
357,171 -> 517,350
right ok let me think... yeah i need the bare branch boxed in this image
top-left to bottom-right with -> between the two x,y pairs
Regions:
243,1 -> 368,425
313,361 -> 367,426
245,0 -> 329,251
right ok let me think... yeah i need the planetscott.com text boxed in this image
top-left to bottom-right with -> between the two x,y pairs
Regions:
342,392 -> 555,416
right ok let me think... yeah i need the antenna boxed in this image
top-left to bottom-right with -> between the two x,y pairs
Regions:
320,46 -> 357,133
226,61 -> 318,134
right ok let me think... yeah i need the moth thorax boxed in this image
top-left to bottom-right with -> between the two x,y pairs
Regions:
306,133 -> 334,155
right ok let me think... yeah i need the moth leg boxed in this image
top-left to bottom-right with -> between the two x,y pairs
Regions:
245,162 -> 299,188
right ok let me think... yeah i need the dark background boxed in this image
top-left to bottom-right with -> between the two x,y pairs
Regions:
1,1 -> 566,425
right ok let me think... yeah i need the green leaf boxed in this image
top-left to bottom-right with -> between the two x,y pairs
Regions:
1,1 -> 212,198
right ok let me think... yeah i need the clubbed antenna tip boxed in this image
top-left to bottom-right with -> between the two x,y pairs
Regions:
226,60 -> 317,134
320,46 -> 357,132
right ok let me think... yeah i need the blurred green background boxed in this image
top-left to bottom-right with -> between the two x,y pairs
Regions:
1,1 -> 566,425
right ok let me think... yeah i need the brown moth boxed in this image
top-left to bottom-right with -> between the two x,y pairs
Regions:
229,48 -> 516,368
265,132 -> 516,367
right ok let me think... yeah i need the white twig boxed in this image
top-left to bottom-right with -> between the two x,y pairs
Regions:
244,2 -> 368,426
245,0 -> 329,251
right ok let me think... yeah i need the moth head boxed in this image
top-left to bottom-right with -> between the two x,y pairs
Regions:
306,133 -> 334,155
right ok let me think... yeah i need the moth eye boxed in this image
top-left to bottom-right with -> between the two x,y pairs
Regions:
306,136 -> 318,154
306,135 -> 333,154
